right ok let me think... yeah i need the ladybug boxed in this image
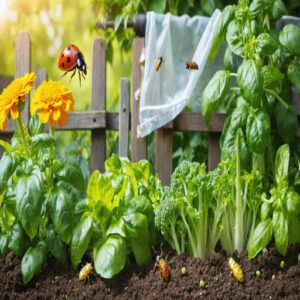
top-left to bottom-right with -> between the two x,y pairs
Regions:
58,44 -> 87,85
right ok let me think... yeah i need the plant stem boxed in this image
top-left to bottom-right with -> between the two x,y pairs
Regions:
231,87 -> 240,92
264,88 -> 288,109
49,126 -> 55,137
229,73 -> 238,77
234,131 -> 244,253
17,114 -> 30,157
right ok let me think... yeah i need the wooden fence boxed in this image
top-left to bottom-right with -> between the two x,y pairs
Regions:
0,31 -> 228,185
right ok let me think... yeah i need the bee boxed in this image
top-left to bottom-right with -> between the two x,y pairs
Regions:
228,257 -> 244,283
79,263 -> 93,281
155,56 -> 163,72
181,59 -> 199,71
156,255 -> 170,282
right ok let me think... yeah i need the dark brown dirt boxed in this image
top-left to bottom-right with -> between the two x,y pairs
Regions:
1,245 -> 300,300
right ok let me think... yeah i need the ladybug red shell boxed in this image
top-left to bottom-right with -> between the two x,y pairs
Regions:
58,44 -> 87,84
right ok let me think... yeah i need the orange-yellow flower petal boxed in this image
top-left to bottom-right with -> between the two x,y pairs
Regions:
31,80 -> 74,128
0,72 -> 35,130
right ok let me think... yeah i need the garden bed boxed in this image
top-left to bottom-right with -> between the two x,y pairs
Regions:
1,245 -> 299,299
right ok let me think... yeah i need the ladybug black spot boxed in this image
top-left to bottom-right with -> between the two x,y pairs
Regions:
61,54 -> 64,58
67,57 -> 71,63
67,46 -> 71,51
62,62 -> 65,68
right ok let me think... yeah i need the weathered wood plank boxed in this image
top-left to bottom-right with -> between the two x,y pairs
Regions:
171,113 -> 226,132
35,68 -> 47,88
90,38 -> 106,173
15,31 -> 31,125
155,128 -> 173,185
119,78 -> 130,157
54,111 -> 106,130
208,132 -> 221,171
131,38 -> 147,161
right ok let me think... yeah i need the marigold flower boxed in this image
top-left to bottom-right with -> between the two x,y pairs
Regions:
31,80 -> 74,127
0,72 -> 36,130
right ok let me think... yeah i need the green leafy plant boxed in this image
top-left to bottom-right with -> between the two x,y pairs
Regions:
0,73 -> 87,283
248,144 -> 300,258
70,154 -> 161,279
203,0 -> 300,175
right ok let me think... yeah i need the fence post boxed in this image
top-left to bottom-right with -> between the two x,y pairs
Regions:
15,31 -> 31,125
119,78 -> 130,157
155,126 -> 173,185
90,38 -> 106,173
131,38 -> 147,161
208,133 -> 221,170
35,68 -> 47,88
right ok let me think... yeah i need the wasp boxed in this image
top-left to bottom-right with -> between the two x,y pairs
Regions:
79,263 -> 93,281
156,255 -> 170,282
155,56 -> 163,71
181,59 -> 199,71
228,257 -> 244,283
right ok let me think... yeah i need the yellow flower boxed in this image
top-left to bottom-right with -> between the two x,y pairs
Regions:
31,80 -> 74,127
0,72 -> 36,130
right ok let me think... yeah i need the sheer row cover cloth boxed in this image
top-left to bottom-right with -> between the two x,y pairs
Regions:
138,10 -> 224,138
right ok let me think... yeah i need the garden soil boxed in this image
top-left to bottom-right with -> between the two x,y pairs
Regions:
1,245 -> 300,299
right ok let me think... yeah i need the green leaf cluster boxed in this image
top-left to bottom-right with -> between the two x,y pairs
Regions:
70,154 -> 161,279
248,144 -> 300,258
0,115 -> 87,284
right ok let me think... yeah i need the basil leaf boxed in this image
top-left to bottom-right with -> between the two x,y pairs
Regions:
256,33 -> 277,55
130,238 -> 152,266
246,111 -> 270,153
237,59 -> 263,108
94,236 -> 126,279
287,60 -> 300,96
9,224 -> 30,257
15,166 -> 44,240
272,0 -> 287,19
45,226 -> 67,264
226,20 -> 244,56
51,189 -> 74,244
279,24 -> 300,57
275,144 -> 289,184
260,202 -> 272,220
288,215 -> 300,243
202,70 -> 231,123
31,133 -> 54,150
272,210 -> 288,256
71,215 -> 93,268
262,66 -> 284,90
21,241 -> 46,284
247,218 -> 273,259
224,46 -> 234,72
286,190 -> 300,215
209,5 -> 235,62
0,154 -> 15,192
249,0 -> 264,17
149,0 -> 166,13
274,104 -> 297,143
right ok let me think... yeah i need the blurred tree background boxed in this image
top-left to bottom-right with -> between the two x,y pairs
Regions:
0,0 -> 299,167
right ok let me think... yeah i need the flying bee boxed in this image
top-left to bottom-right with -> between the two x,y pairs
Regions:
79,263 -> 93,281
228,257 -> 244,283
156,255 -> 170,282
180,59 -> 199,71
155,56 -> 163,72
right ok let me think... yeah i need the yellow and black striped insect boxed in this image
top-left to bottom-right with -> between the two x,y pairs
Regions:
156,255 -> 170,282
228,257 -> 244,283
181,59 -> 199,71
79,263 -> 93,281
155,56 -> 163,72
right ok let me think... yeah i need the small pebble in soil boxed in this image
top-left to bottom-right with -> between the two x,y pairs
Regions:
272,274 -> 276,280
255,270 -> 261,277
181,267 -> 188,276
199,279 -> 206,288
280,260 -> 285,269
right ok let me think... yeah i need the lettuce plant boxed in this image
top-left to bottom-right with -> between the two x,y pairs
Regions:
70,154 -> 161,279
